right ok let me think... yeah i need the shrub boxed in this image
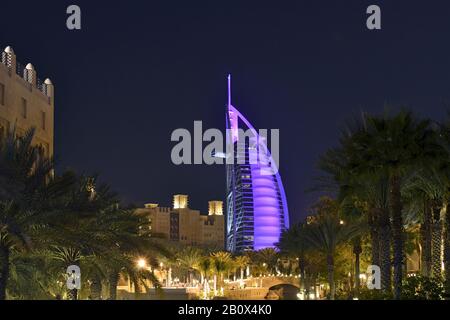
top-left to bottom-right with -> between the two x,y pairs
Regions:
401,276 -> 444,300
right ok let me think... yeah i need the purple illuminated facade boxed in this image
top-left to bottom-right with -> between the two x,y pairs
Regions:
225,75 -> 289,253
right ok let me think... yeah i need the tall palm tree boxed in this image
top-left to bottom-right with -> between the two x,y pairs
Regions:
431,204 -> 443,278
210,251 -> 232,294
402,167 -> 447,279
340,197 -> 367,298
177,247 -> 203,286
444,206 -> 450,297
277,223 -> 308,294
234,255 -> 250,281
0,128 -> 75,300
47,247 -> 84,300
198,257 -> 212,298
436,117 -> 450,296
342,110 -> 444,299
6,251 -> 61,299
105,250 -> 164,300
256,248 -> 278,275
317,138 -> 391,292
304,211 -> 359,300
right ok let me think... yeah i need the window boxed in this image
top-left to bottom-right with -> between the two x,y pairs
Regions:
0,83 -> 4,105
21,98 -> 27,119
41,111 -> 46,130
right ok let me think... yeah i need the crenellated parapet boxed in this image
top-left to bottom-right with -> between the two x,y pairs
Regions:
1,46 -> 53,101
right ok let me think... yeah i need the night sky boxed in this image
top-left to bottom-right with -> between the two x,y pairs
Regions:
2,1 -> 450,223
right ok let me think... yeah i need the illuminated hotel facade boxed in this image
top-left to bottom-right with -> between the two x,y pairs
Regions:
225,75 -> 289,253
0,46 -> 54,156
136,195 -> 225,249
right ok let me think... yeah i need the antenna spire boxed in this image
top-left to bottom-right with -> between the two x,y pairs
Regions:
227,74 -> 232,106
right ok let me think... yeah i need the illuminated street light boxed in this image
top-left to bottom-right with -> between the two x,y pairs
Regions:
136,258 -> 147,269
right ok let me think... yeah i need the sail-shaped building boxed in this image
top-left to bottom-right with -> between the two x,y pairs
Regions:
225,75 -> 289,253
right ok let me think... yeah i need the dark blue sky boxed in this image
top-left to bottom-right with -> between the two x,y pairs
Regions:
2,1 -> 450,222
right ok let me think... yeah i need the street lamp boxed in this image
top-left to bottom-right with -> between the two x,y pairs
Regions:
137,258 -> 147,269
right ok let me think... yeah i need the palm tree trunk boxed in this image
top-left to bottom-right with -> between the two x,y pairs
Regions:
299,256 -> 306,297
379,207 -> 392,293
109,272 -> 120,300
390,174 -> 403,300
421,199 -> 432,277
0,245 -> 10,300
303,273 -> 311,300
443,203 -> 450,297
66,288 -> 78,300
90,275 -> 102,300
353,239 -> 362,297
311,275 -> 316,299
368,208 -> 380,267
327,254 -> 335,300
431,205 -> 442,278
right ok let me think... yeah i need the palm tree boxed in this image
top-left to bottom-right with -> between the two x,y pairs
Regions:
341,110 -> 444,299
104,250 -> 165,300
444,206 -> 450,296
197,257 -> 212,298
0,128 -> 171,300
48,247 -> 82,300
402,168 -> 447,279
6,251 -> 61,299
277,223 -> 309,294
0,128 -> 75,300
234,255 -> 250,281
317,138 -> 391,292
256,248 -> 278,275
21,170 -> 162,300
304,210 -> 359,300
431,201 -> 443,278
340,197 -> 367,298
94,206 -> 170,299
436,118 -> 450,296
210,251 -> 232,294
177,247 -> 203,286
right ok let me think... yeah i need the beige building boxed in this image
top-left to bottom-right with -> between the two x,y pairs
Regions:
0,46 -> 54,157
137,195 -> 225,249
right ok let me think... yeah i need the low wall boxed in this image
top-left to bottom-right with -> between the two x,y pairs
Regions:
224,288 -> 269,300
118,288 -> 195,300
